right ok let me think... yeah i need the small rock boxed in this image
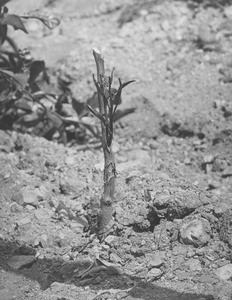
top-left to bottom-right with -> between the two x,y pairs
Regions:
172,245 -> 188,256
149,140 -> 159,149
65,156 -> 75,165
109,252 -> 122,264
186,248 -> 195,258
214,99 -> 226,109
214,203 -> 231,217
125,170 -> 142,183
40,234 -> 49,248
207,179 -> 221,190
22,189 -> 42,207
197,23 -> 219,51
16,217 -> 31,226
10,202 -> 23,213
0,130 -> 14,152
45,157 -> 57,168
34,208 -> 52,220
36,184 -> 51,200
146,252 -> 164,269
180,218 -> 211,247
104,235 -> 116,245
59,178 -> 86,195
146,268 -> 163,281
94,161 -> 104,172
7,255 -> 37,270
215,264 -> 232,280
184,258 -> 202,271
54,233 -> 69,248
195,248 -> 205,256
56,201 -> 74,220
203,153 -> 214,164
11,192 -> 24,206
33,238 -> 40,248
222,167 -> 232,178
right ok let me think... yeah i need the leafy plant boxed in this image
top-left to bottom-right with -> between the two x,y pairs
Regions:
0,0 -> 62,136
0,1 -> 136,147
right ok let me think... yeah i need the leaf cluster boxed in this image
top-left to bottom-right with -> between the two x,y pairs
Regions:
88,68 -> 135,147
0,1 -> 136,147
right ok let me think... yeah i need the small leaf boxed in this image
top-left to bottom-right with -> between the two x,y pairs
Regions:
0,24 -> 7,46
21,10 -> 60,29
87,104 -> 106,124
62,116 -> 79,124
121,80 -> 135,89
0,0 -> 11,8
109,67 -> 115,88
28,60 -> 45,85
13,73 -> 28,87
3,5 -> 8,13
1,14 -> 28,33
20,112 -> 40,127
0,69 -> 27,87
8,52 -> 19,72
14,99 -> 32,112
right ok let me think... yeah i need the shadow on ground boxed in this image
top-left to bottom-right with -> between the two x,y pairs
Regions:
0,239 -> 214,300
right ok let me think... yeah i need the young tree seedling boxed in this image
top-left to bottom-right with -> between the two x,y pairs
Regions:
89,48 -> 134,238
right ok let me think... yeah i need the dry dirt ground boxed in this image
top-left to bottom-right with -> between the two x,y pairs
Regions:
1,0 -> 232,299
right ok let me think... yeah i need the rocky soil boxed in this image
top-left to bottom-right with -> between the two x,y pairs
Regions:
1,0 -> 232,299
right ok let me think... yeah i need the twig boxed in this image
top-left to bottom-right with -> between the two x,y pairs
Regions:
157,218 -> 167,250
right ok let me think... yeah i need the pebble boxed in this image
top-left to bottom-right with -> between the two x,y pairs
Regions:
149,140 -> 159,149
146,268 -> 163,281
186,248 -> 195,258
40,234 -> 49,248
104,235 -> 116,245
11,192 -> 24,206
180,218 -> 211,247
184,258 -> 202,271
22,190 -> 42,208
126,170 -> 142,183
10,202 -> 23,213
65,156 -> 75,166
34,208 -> 52,220
109,252 -> 122,264
214,203 -> 231,217
94,161 -> 104,172
146,252 -> 164,268
172,245 -> 188,256
7,255 -> 37,270
16,217 -> 31,226
203,153 -> 214,164
222,167 -> 232,178
215,264 -> 232,280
